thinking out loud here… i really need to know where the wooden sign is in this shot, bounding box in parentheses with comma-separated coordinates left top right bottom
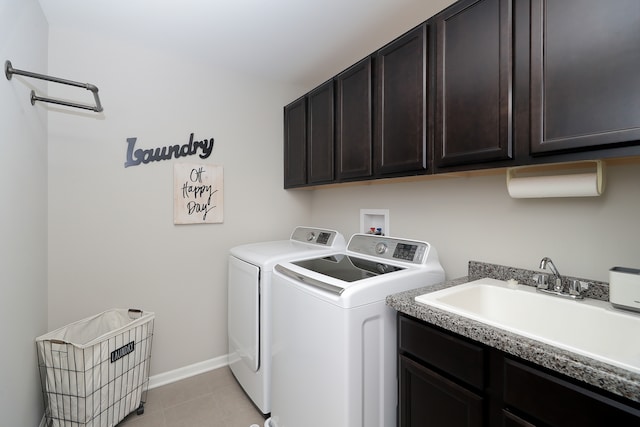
(174, 163, 223, 224)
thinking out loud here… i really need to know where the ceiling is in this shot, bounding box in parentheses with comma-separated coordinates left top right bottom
(38, 0, 454, 89)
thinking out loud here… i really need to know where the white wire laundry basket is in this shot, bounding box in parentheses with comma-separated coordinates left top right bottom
(36, 309, 155, 427)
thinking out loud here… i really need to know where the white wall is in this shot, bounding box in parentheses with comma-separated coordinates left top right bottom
(46, 28, 312, 376)
(0, 0, 48, 425)
(42, 0, 640, 396)
(310, 163, 640, 283)
(43, 0, 457, 387)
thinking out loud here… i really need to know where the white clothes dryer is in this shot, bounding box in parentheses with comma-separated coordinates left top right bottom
(227, 226, 346, 415)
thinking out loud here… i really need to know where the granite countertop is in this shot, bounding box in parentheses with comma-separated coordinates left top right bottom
(386, 261, 640, 404)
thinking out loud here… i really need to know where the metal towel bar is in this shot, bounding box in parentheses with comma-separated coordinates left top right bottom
(5, 60, 103, 113)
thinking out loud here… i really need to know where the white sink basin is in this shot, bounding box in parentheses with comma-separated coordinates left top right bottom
(415, 278, 640, 374)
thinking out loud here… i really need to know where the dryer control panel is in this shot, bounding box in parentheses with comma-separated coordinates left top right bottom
(290, 227, 345, 247)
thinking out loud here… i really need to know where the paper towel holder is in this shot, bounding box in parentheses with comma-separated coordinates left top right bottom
(506, 160, 605, 198)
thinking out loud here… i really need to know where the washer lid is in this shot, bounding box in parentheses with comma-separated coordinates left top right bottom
(291, 254, 404, 283)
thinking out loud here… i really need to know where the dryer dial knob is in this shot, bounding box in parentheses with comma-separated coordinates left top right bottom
(375, 242, 388, 254)
(306, 232, 316, 242)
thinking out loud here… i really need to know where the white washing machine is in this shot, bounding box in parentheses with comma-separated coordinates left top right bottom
(227, 226, 346, 415)
(268, 234, 445, 427)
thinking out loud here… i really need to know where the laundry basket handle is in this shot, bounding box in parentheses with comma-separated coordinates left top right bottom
(128, 309, 143, 319)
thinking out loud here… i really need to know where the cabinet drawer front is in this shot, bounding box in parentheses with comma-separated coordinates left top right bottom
(400, 355, 483, 427)
(399, 315, 485, 389)
(503, 357, 640, 426)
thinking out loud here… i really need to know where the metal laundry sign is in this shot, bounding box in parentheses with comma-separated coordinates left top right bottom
(124, 133, 214, 167)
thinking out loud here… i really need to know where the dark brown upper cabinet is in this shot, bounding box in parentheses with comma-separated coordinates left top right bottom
(336, 57, 373, 181)
(283, 96, 307, 188)
(526, 0, 640, 155)
(283, 81, 334, 188)
(307, 80, 335, 184)
(374, 24, 430, 176)
(284, 0, 640, 189)
(434, 0, 514, 171)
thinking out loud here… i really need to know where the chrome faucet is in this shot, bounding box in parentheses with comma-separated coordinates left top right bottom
(539, 257, 563, 291)
(533, 257, 589, 300)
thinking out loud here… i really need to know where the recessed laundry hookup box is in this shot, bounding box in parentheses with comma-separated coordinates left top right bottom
(610, 267, 640, 313)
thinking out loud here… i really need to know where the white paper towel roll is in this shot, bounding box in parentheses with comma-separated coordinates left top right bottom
(507, 172, 602, 198)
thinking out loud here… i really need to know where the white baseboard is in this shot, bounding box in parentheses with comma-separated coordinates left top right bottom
(148, 354, 229, 389)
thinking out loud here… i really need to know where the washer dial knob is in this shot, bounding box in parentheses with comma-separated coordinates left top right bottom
(375, 242, 388, 255)
(306, 232, 316, 242)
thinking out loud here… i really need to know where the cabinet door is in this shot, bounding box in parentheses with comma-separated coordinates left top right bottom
(399, 355, 483, 427)
(283, 97, 307, 188)
(434, 0, 514, 169)
(307, 80, 335, 184)
(529, 0, 640, 154)
(502, 410, 537, 427)
(336, 57, 373, 180)
(399, 314, 485, 390)
(375, 24, 429, 176)
(503, 357, 640, 426)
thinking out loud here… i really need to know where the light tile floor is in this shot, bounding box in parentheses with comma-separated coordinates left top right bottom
(118, 367, 266, 427)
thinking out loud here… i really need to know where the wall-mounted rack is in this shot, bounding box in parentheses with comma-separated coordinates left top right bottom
(5, 60, 103, 113)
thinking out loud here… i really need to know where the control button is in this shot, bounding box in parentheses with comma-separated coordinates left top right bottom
(306, 232, 316, 242)
(375, 242, 388, 255)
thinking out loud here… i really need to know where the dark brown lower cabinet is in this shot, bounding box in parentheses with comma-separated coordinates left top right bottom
(502, 358, 640, 426)
(399, 355, 483, 427)
(502, 410, 536, 427)
(398, 313, 640, 427)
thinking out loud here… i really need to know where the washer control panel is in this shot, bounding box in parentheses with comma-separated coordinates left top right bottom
(347, 234, 430, 265)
